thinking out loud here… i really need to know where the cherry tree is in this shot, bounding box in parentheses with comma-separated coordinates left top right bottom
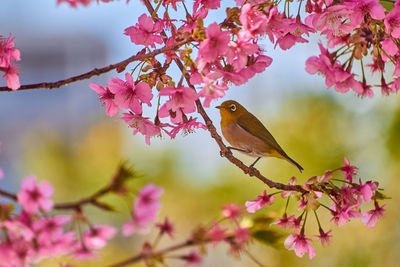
(0, 0, 395, 266)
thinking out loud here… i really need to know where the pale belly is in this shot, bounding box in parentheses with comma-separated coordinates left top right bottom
(221, 122, 274, 158)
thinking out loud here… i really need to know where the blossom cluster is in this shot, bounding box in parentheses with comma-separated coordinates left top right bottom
(0, 170, 166, 266)
(0, 34, 20, 90)
(243, 158, 386, 259)
(305, 0, 400, 96)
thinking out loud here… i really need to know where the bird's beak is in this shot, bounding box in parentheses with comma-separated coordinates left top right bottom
(215, 105, 222, 109)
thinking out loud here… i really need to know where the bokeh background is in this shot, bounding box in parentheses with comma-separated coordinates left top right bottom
(1, 1, 399, 266)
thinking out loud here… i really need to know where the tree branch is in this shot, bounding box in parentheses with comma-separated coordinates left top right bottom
(142, 0, 307, 193)
(108, 239, 203, 267)
(0, 164, 132, 211)
(0, 38, 192, 92)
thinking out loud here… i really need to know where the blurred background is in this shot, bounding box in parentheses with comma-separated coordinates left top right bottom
(0, 1, 399, 266)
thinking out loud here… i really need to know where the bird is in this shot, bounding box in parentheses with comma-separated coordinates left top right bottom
(216, 100, 303, 172)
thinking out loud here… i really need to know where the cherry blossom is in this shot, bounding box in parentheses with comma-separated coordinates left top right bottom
(245, 190, 275, 213)
(284, 232, 316, 259)
(124, 14, 163, 48)
(108, 73, 153, 114)
(118, 113, 161, 145)
(17, 176, 54, 214)
(90, 83, 119, 117)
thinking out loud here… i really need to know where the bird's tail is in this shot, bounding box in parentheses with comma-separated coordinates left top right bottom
(284, 155, 304, 173)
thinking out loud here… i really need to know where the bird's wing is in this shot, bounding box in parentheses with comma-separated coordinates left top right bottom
(236, 114, 286, 155)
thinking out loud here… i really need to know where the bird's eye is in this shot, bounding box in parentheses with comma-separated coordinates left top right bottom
(230, 104, 236, 112)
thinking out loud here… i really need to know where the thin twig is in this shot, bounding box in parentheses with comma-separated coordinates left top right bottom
(0, 38, 192, 92)
(108, 239, 203, 267)
(0, 164, 129, 211)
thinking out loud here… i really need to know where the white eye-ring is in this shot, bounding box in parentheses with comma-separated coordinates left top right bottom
(230, 104, 236, 112)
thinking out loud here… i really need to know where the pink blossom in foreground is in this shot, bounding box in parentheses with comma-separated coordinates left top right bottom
(123, 184, 163, 236)
(158, 86, 198, 123)
(284, 232, 316, 259)
(197, 23, 230, 64)
(330, 203, 361, 227)
(124, 14, 163, 48)
(17, 176, 54, 214)
(108, 73, 153, 114)
(83, 225, 116, 249)
(314, 229, 332, 247)
(90, 83, 119, 117)
(245, 190, 275, 213)
(361, 202, 386, 228)
(118, 113, 161, 145)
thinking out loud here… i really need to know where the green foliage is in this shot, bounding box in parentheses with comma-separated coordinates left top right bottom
(380, 0, 395, 12)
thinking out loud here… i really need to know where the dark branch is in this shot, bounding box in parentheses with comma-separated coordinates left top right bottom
(0, 38, 192, 92)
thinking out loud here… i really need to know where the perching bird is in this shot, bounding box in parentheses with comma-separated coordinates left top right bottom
(216, 100, 303, 172)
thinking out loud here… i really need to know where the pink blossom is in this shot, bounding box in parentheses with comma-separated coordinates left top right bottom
(163, 0, 184, 11)
(330, 203, 361, 227)
(341, 158, 358, 182)
(207, 223, 227, 246)
(233, 227, 251, 244)
(314, 229, 332, 247)
(226, 31, 259, 71)
(381, 38, 398, 56)
(155, 217, 174, 238)
(361, 202, 386, 228)
(284, 232, 316, 259)
(17, 176, 54, 214)
(0, 34, 20, 68)
(123, 184, 163, 236)
(275, 21, 314, 50)
(108, 73, 153, 114)
(245, 190, 275, 213)
(33, 215, 71, 242)
(198, 72, 228, 107)
(182, 250, 202, 265)
(359, 180, 378, 202)
(384, 7, 400, 38)
(168, 118, 207, 139)
(118, 113, 161, 145)
(271, 214, 298, 229)
(83, 225, 116, 249)
(239, 4, 268, 37)
(193, 0, 221, 11)
(197, 23, 230, 63)
(2, 65, 20, 90)
(222, 203, 242, 220)
(281, 177, 297, 198)
(158, 86, 198, 123)
(90, 83, 119, 117)
(57, 0, 92, 8)
(124, 14, 163, 48)
(343, 0, 386, 28)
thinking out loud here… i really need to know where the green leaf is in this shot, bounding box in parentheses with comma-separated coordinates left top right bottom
(252, 230, 282, 246)
(380, 0, 395, 12)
